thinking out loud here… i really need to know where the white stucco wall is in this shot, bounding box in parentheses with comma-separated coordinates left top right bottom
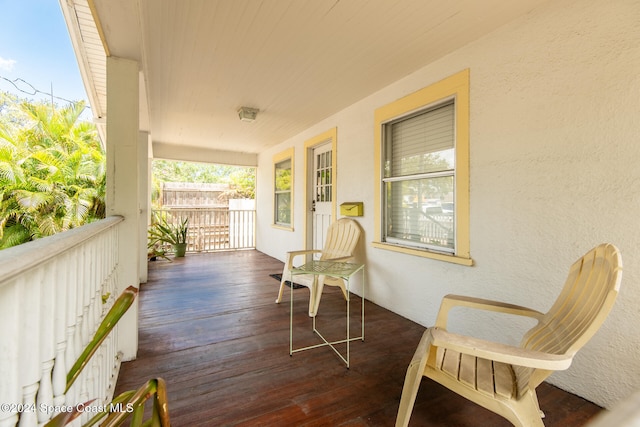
(256, 0, 640, 408)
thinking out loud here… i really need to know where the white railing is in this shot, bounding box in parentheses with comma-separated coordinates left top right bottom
(421, 213, 454, 247)
(152, 208, 256, 253)
(0, 216, 124, 427)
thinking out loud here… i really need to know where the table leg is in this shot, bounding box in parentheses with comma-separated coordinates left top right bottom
(289, 275, 293, 356)
(362, 267, 365, 341)
(347, 278, 350, 368)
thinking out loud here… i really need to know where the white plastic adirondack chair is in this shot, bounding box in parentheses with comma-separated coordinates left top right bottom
(396, 243, 623, 427)
(275, 218, 361, 317)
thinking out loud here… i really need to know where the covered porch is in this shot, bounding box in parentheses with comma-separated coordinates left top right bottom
(114, 250, 602, 426)
(2, 0, 634, 425)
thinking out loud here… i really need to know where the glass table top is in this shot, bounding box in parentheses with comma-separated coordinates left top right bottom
(291, 260, 364, 278)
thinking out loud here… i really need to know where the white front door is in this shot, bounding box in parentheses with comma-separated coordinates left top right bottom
(312, 143, 333, 258)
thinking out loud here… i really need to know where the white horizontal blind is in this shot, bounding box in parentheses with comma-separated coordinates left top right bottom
(390, 101, 454, 177)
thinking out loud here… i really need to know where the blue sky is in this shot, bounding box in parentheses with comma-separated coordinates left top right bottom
(0, 0, 88, 104)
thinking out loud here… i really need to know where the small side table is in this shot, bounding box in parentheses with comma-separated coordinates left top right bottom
(289, 260, 365, 367)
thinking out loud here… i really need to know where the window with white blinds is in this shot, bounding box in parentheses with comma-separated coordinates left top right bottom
(382, 100, 455, 253)
(374, 69, 470, 264)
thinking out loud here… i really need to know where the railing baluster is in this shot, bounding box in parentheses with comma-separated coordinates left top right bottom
(72, 250, 84, 395)
(53, 252, 68, 406)
(65, 249, 78, 377)
(18, 274, 40, 427)
(36, 263, 55, 423)
(36, 360, 54, 423)
(80, 247, 91, 349)
(0, 280, 20, 427)
(87, 243, 97, 336)
(16, 384, 37, 427)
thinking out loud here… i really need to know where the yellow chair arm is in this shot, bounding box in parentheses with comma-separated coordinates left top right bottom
(324, 255, 353, 262)
(430, 327, 573, 370)
(285, 249, 323, 269)
(287, 249, 322, 256)
(435, 294, 544, 328)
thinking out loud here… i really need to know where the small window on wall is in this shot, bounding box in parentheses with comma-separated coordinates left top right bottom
(273, 148, 294, 229)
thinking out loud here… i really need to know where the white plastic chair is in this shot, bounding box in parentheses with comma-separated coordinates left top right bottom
(275, 218, 361, 317)
(396, 243, 623, 427)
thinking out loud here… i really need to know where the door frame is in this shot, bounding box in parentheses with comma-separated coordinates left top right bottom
(304, 127, 337, 251)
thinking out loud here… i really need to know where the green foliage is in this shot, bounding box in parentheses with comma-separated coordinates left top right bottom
(153, 159, 234, 183)
(0, 92, 105, 248)
(151, 159, 255, 206)
(227, 166, 255, 199)
(274, 159, 291, 191)
(148, 212, 189, 246)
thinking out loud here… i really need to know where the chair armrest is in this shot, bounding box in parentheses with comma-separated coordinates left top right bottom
(324, 255, 353, 262)
(435, 294, 544, 328)
(285, 249, 322, 270)
(287, 249, 322, 257)
(430, 327, 573, 370)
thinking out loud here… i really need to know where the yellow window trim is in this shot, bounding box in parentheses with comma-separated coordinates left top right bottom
(273, 147, 294, 231)
(373, 69, 473, 266)
(303, 128, 338, 248)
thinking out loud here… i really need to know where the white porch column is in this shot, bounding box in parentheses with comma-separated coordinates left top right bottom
(139, 131, 150, 284)
(106, 56, 139, 360)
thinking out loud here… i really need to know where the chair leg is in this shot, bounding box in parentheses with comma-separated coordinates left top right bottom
(276, 256, 294, 304)
(505, 390, 546, 427)
(337, 280, 348, 300)
(275, 277, 287, 303)
(309, 275, 321, 317)
(395, 329, 433, 427)
(531, 389, 545, 419)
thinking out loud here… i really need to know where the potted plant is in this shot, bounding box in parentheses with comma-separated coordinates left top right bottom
(148, 214, 189, 257)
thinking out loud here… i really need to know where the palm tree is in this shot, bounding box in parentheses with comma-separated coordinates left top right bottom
(0, 93, 105, 248)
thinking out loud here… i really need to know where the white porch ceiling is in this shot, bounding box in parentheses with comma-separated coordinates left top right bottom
(62, 0, 551, 163)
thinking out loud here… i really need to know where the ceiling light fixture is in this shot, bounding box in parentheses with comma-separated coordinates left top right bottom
(238, 106, 259, 122)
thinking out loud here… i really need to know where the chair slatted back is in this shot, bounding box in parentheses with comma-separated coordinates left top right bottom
(521, 243, 622, 356)
(320, 218, 361, 261)
(513, 244, 622, 396)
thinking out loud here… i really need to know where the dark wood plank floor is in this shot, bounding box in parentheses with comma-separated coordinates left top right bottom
(114, 250, 602, 426)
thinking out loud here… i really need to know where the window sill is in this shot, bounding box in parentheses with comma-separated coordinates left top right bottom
(372, 241, 474, 266)
(272, 224, 294, 232)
